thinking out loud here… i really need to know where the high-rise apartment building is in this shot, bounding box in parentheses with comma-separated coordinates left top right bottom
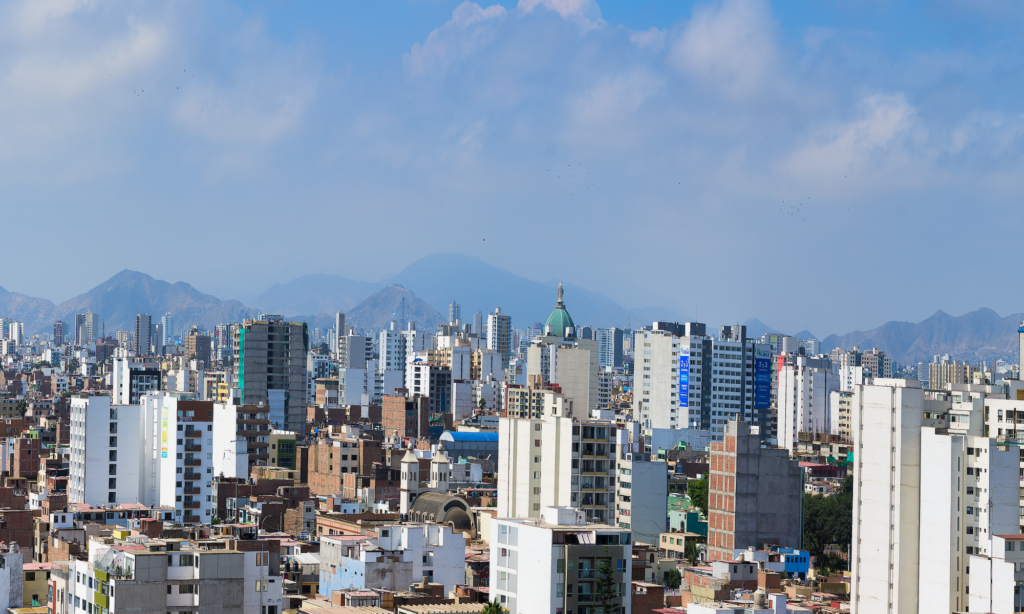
(380, 321, 429, 387)
(449, 301, 461, 324)
(161, 312, 176, 346)
(69, 393, 236, 524)
(498, 410, 618, 522)
(596, 327, 624, 368)
(75, 310, 99, 345)
(184, 327, 211, 367)
(134, 313, 151, 356)
(918, 426, 1018, 613)
(706, 421, 802, 561)
(489, 507, 633, 614)
(526, 335, 600, 416)
(473, 311, 483, 336)
(234, 317, 308, 432)
(929, 359, 972, 390)
(335, 311, 345, 356)
(633, 322, 771, 441)
(615, 451, 667, 545)
(53, 321, 64, 346)
(776, 355, 839, 452)
(851, 379, 923, 614)
(406, 360, 452, 417)
(488, 307, 512, 369)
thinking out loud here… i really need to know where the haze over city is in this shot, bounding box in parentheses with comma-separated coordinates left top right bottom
(5, 0, 1024, 336)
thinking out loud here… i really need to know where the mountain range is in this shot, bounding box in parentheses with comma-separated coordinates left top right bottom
(2, 255, 1022, 364)
(818, 308, 1024, 365)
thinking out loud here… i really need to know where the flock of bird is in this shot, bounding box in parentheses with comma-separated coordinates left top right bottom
(134, 69, 193, 96)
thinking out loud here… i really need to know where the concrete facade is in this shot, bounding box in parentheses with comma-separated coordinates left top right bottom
(706, 421, 802, 561)
(851, 379, 923, 614)
(777, 356, 839, 452)
(489, 507, 632, 614)
(498, 412, 617, 523)
(616, 452, 667, 545)
(918, 427, 1019, 613)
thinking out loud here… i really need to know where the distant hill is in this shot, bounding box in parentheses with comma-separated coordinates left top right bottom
(251, 274, 382, 316)
(0, 286, 57, 332)
(743, 318, 784, 340)
(388, 252, 687, 329)
(345, 284, 444, 334)
(51, 270, 257, 334)
(820, 308, 1024, 364)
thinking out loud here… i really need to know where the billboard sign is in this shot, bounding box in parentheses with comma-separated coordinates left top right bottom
(754, 346, 771, 409)
(678, 351, 690, 407)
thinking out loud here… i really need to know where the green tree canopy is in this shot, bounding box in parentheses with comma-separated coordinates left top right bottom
(803, 474, 853, 562)
(664, 567, 681, 589)
(687, 475, 709, 517)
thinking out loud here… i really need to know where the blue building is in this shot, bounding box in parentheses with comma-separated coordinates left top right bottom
(438, 431, 499, 462)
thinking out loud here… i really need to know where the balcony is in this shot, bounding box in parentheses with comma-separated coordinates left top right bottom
(184, 444, 202, 452)
(184, 459, 201, 466)
(183, 431, 201, 439)
(183, 501, 201, 509)
(578, 569, 595, 579)
(183, 487, 201, 495)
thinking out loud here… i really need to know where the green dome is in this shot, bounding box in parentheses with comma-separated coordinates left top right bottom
(545, 282, 576, 338)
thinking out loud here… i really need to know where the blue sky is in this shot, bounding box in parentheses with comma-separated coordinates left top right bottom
(4, 0, 1024, 336)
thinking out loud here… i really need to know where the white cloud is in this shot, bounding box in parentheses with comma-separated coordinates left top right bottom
(12, 0, 94, 37)
(785, 94, 919, 179)
(518, 0, 604, 30)
(629, 26, 666, 50)
(669, 0, 779, 100)
(566, 69, 664, 148)
(5, 23, 166, 99)
(404, 2, 507, 76)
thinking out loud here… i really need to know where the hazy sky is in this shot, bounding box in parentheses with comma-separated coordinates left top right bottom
(4, 0, 1024, 337)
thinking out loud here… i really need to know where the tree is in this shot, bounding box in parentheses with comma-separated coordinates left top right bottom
(687, 475, 709, 517)
(67, 358, 80, 374)
(664, 567, 681, 589)
(478, 397, 487, 410)
(684, 539, 702, 566)
(802, 473, 853, 561)
(481, 599, 504, 614)
(595, 556, 618, 614)
(819, 551, 846, 575)
(15, 400, 27, 416)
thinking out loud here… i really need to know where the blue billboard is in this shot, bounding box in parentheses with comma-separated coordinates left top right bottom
(678, 352, 689, 407)
(754, 346, 771, 409)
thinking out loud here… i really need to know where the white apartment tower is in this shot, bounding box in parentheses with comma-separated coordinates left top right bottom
(633, 323, 770, 441)
(918, 427, 1019, 613)
(488, 308, 512, 369)
(498, 411, 618, 523)
(776, 355, 839, 452)
(851, 379, 923, 614)
(489, 507, 633, 614)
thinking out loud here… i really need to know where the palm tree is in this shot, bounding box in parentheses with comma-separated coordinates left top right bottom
(481, 599, 504, 614)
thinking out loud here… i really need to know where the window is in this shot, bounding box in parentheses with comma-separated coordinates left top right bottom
(255, 580, 268, 592)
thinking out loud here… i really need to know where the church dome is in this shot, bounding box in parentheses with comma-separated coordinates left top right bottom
(545, 282, 575, 338)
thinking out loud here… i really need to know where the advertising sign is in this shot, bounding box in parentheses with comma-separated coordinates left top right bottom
(754, 346, 771, 409)
(678, 352, 690, 407)
(161, 404, 169, 458)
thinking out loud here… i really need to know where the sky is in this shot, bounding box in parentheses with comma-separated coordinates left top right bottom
(3, 0, 1024, 337)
